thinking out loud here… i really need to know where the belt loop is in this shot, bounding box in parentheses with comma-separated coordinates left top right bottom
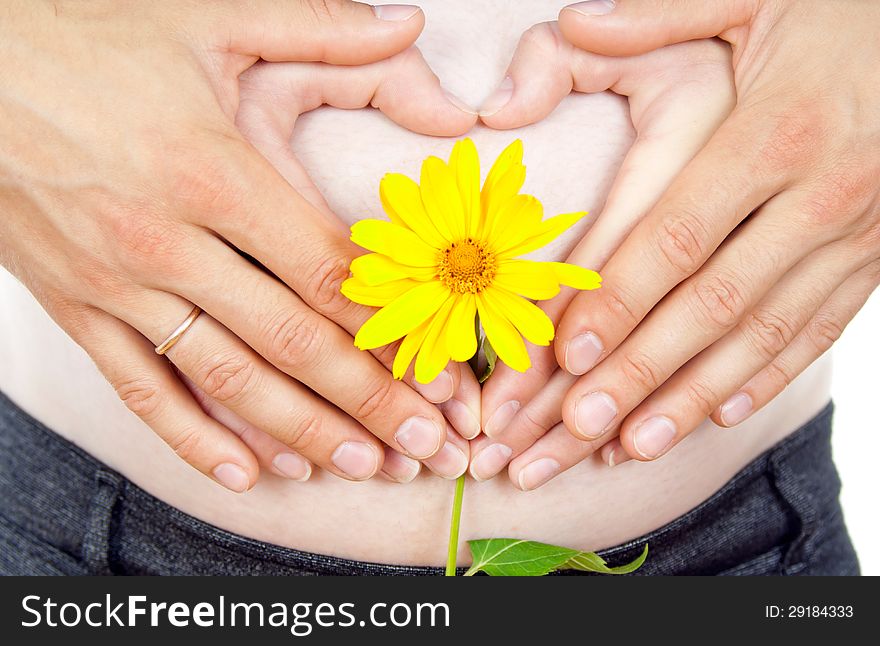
(768, 404, 836, 575)
(83, 469, 123, 575)
(769, 446, 818, 575)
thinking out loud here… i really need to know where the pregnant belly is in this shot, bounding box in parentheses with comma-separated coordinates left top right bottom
(0, 0, 833, 565)
(0, 278, 833, 564)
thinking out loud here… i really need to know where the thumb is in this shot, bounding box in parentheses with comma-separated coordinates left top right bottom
(558, 0, 756, 56)
(216, 1, 425, 65)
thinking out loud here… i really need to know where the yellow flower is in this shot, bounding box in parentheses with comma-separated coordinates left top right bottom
(342, 139, 601, 384)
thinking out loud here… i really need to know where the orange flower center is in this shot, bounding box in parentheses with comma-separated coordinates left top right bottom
(438, 239, 497, 294)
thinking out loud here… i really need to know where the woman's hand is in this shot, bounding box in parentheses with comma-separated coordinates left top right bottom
(469, 22, 736, 486)
(490, 0, 880, 482)
(0, 0, 477, 491)
(226, 51, 485, 482)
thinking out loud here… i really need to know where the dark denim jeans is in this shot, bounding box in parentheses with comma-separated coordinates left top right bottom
(0, 390, 859, 575)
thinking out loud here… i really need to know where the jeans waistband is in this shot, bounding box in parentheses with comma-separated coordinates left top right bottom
(0, 390, 843, 575)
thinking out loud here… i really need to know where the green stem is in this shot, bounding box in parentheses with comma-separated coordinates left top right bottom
(445, 474, 466, 576)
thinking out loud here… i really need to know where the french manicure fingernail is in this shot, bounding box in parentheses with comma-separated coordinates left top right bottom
(272, 453, 312, 481)
(381, 451, 421, 483)
(720, 392, 753, 427)
(573, 391, 618, 439)
(395, 416, 443, 458)
(423, 441, 468, 479)
(566, 0, 616, 16)
(479, 77, 514, 117)
(213, 463, 249, 493)
(485, 400, 520, 437)
(442, 88, 477, 116)
(442, 398, 481, 439)
(518, 458, 561, 491)
(632, 416, 677, 459)
(470, 443, 513, 481)
(372, 4, 420, 21)
(331, 442, 379, 480)
(413, 370, 454, 403)
(565, 331, 604, 375)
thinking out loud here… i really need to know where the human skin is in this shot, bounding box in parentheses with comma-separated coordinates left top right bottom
(477, 0, 880, 488)
(0, 0, 831, 564)
(0, 0, 483, 493)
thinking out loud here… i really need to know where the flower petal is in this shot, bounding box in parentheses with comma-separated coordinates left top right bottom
(482, 288, 554, 346)
(350, 253, 436, 285)
(414, 296, 456, 384)
(482, 139, 524, 197)
(379, 173, 447, 249)
(354, 281, 450, 350)
(485, 194, 544, 252)
(351, 219, 440, 267)
(497, 211, 588, 258)
(420, 156, 465, 242)
(494, 260, 562, 300)
(480, 140, 525, 239)
(448, 138, 481, 239)
(549, 262, 602, 291)
(477, 293, 531, 373)
(341, 276, 422, 307)
(445, 294, 478, 362)
(393, 316, 433, 380)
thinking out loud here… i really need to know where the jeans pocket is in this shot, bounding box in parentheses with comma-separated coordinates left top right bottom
(0, 515, 86, 575)
(717, 546, 786, 576)
(791, 505, 860, 576)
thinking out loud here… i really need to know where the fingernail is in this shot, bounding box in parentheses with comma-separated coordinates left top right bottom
(484, 400, 520, 437)
(566, 0, 616, 16)
(272, 453, 312, 482)
(413, 370, 454, 403)
(212, 463, 249, 493)
(720, 392, 753, 427)
(381, 451, 421, 483)
(573, 391, 618, 439)
(606, 448, 617, 467)
(442, 398, 481, 440)
(470, 443, 513, 482)
(442, 88, 477, 116)
(479, 76, 514, 117)
(632, 416, 677, 459)
(331, 442, 379, 480)
(565, 331, 604, 375)
(395, 416, 443, 458)
(517, 458, 561, 491)
(423, 441, 468, 479)
(372, 4, 420, 21)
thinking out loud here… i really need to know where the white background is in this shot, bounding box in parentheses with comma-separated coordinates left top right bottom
(831, 290, 879, 575)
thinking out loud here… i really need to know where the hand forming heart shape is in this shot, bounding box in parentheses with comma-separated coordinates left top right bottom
(224, 19, 736, 487)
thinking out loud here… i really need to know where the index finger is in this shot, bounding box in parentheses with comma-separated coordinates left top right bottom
(215, 0, 425, 66)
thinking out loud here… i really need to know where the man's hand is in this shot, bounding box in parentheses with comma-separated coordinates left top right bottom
(0, 0, 477, 491)
(539, 0, 879, 472)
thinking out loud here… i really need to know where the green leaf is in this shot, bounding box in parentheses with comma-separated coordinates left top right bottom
(561, 544, 649, 575)
(479, 336, 498, 384)
(464, 539, 578, 576)
(464, 539, 649, 576)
